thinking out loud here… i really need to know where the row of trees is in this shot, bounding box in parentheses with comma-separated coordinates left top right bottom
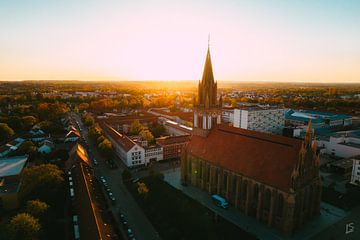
(129, 120, 154, 143)
(0, 116, 38, 142)
(87, 120, 113, 158)
(129, 120, 166, 143)
(3, 164, 64, 240)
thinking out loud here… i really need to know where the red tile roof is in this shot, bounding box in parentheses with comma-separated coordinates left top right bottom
(76, 144, 90, 165)
(100, 123, 135, 152)
(186, 124, 302, 192)
(156, 135, 190, 146)
(65, 130, 81, 138)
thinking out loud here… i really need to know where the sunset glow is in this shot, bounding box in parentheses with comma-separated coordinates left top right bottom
(1, 0, 360, 82)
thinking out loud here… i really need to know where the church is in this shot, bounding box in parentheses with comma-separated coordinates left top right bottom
(181, 45, 322, 235)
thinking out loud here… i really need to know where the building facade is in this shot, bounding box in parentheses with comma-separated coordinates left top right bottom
(221, 107, 234, 124)
(100, 123, 146, 167)
(350, 156, 360, 186)
(286, 109, 352, 128)
(317, 130, 360, 158)
(233, 107, 286, 134)
(156, 135, 190, 160)
(181, 45, 321, 235)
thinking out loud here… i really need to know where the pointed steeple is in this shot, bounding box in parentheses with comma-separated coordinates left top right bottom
(312, 135, 318, 153)
(201, 47, 215, 86)
(198, 44, 217, 108)
(305, 120, 313, 145)
(193, 39, 221, 137)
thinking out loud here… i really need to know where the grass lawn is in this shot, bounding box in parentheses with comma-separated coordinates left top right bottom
(127, 176, 256, 240)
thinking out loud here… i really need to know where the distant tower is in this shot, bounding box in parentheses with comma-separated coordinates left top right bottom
(193, 43, 221, 137)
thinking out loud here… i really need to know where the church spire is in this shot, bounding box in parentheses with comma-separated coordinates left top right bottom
(193, 39, 221, 137)
(201, 46, 215, 86)
(197, 41, 217, 108)
(305, 120, 313, 146)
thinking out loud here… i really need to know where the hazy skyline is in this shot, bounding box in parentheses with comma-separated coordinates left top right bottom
(1, 0, 360, 82)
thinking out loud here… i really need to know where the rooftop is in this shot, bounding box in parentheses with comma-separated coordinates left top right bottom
(286, 109, 352, 124)
(330, 158, 354, 169)
(236, 105, 286, 112)
(186, 124, 302, 192)
(0, 155, 28, 178)
(100, 123, 137, 152)
(156, 135, 191, 145)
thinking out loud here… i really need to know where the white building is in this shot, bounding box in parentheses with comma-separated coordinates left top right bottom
(233, 106, 286, 134)
(317, 130, 360, 158)
(221, 107, 234, 124)
(144, 146, 163, 163)
(103, 124, 146, 167)
(350, 156, 360, 186)
(131, 136, 164, 163)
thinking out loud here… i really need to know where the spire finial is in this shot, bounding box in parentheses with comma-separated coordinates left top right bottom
(208, 33, 210, 49)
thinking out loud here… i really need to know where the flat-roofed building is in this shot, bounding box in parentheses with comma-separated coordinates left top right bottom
(317, 130, 360, 158)
(233, 106, 286, 134)
(286, 110, 352, 128)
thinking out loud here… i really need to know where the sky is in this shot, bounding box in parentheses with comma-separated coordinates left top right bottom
(0, 0, 360, 82)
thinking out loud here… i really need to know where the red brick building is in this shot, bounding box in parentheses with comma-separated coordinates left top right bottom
(181, 45, 321, 235)
(156, 135, 190, 160)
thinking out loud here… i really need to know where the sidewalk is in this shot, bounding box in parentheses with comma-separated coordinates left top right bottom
(163, 168, 348, 240)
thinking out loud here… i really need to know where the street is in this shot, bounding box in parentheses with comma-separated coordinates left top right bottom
(72, 112, 161, 240)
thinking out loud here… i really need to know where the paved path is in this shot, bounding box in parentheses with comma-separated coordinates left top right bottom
(313, 205, 360, 240)
(163, 168, 348, 240)
(73, 112, 161, 240)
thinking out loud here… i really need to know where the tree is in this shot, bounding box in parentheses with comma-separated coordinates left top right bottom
(0, 123, 15, 141)
(148, 123, 166, 138)
(231, 99, 237, 108)
(37, 103, 69, 121)
(140, 129, 154, 143)
(49, 149, 69, 161)
(129, 120, 144, 135)
(17, 141, 37, 155)
(37, 120, 64, 134)
(78, 103, 89, 112)
(98, 138, 112, 157)
(21, 164, 64, 203)
(97, 135, 106, 144)
(8, 116, 24, 132)
(22, 116, 38, 130)
(7, 213, 41, 240)
(137, 182, 149, 199)
(82, 114, 94, 127)
(25, 200, 49, 218)
(88, 124, 102, 140)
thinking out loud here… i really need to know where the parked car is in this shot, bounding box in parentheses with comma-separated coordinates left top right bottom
(100, 176, 106, 181)
(127, 228, 134, 238)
